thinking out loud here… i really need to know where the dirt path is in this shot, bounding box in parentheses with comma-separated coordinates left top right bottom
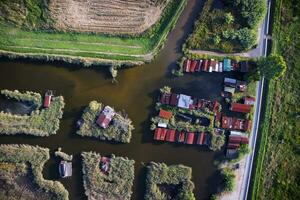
(17, 38, 143, 49)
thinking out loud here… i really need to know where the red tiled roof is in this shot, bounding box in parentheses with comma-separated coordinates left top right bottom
(231, 103, 252, 113)
(221, 116, 231, 129)
(159, 109, 172, 119)
(170, 93, 179, 106)
(203, 60, 209, 71)
(213, 100, 220, 112)
(197, 132, 205, 145)
(190, 60, 198, 72)
(228, 143, 240, 149)
(154, 128, 162, 140)
(166, 129, 176, 142)
(185, 132, 195, 145)
(44, 95, 51, 108)
(96, 114, 111, 129)
(244, 97, 256, 105)
(160, 93, 171, 104)
(160, 128, 167, 140)
(177, 132, 185, 143)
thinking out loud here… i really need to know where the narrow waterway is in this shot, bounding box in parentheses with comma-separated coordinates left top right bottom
(0, 1, 224, 199)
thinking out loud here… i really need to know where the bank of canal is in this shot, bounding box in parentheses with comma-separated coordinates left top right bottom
(0, 1, 223, 199)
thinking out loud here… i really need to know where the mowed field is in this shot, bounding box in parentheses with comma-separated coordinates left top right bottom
(0, 0, 187, 64)
(49, 0, 168, 35)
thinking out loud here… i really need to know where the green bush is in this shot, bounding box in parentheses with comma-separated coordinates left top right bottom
(81, 151, 135, 200)
(144, 162, 195, 200)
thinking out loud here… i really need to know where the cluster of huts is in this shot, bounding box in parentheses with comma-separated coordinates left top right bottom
(160, 91, 220, 112)
(154, 128, 211, 146)
(226, 131, 249, 158)
(223, 77, 248, 94)
(153, 90, 222, 147)
(183, 58, 249, 73)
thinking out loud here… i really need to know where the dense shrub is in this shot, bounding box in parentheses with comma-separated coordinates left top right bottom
(0, 90, 65, 136)
(232, 0, 266, 28)
(81, 151, 135, 200)
(144, 162, 195, 200)
(220, 168, 235, 192)
(76, 101, 134, 143)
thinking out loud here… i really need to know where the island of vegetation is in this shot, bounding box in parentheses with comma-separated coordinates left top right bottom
(0, 0, 187, 66)
(77, 101, 134, 143)
(185, 0, 266, 53)
(81, 151, 135, 200)
(0, 144, 69, 200)
(144, 162, 195, 200)
(0, 89, 64, 136)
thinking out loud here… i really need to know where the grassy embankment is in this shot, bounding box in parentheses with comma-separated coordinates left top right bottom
(76, 101, 134, 143)
(250, 0, 300, 199)
(145, 162, 195, 200)
(0, 144, 68, 200)
(0, 89, 64, 136)
(0, 0, 187, 66)
(81, 151, 134, 200)
(185, 0, 266, 53)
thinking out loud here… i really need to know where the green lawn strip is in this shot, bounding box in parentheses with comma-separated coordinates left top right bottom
(0, 144, 69, 200)
(250, 0, 300, 198)
(81, 151, 134, 200)
(0, 0, 187, 64)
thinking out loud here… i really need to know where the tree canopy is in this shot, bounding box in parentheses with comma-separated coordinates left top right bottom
(258, 54, 287, 80)
(233, 0, 267, 28)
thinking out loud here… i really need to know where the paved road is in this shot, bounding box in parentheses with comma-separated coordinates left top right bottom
(220, 1, 271, 200)
(240, 0, 271, 199)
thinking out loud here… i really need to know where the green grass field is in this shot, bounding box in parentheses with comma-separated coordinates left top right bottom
(250, 0, 300, 199)
(0, 0, 187, 65)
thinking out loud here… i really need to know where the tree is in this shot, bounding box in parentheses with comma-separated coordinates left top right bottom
(210, 133, 225, 151)
(224, 12, 234, 24)
(233, 0, 266, 28)
(213, 35, 221, 45)
(236, 28, 257, 50)
(221, 168, 235, 192)
(257, 54, 287, 80)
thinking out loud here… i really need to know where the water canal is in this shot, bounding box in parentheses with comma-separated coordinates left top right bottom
(0, 1, 225, 199)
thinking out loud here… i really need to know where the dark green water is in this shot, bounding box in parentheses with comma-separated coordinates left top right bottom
(0, 1, 225, 199)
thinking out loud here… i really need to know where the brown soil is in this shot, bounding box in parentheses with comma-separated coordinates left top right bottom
(49, 0, 169, 35)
